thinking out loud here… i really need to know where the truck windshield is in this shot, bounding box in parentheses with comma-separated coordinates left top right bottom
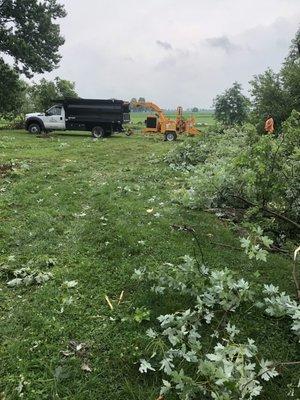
(47, 106, 62, 116)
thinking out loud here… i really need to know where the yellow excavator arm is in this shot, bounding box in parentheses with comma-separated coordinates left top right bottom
(132, 101, 172, 133)
(133, 101, 162, 114)
(133, 101, 168, 123)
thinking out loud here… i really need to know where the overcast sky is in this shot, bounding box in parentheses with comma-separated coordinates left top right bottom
(44, 0, 300, 108)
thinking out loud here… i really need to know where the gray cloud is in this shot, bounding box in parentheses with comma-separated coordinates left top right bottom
(123, 56, 135, 62)
(39, 0, 300, 108)
(206, 35, 240, 53)
(156, 40, 173, 50)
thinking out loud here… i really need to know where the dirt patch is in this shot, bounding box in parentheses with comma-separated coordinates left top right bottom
(0, 163, 14, 176)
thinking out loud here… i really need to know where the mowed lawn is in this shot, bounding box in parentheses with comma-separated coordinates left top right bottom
(130, 111, 215, 126)
(0, 130, 299, 400)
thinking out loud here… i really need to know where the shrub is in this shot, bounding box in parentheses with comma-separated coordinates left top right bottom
(133, 251, 299, 399)
(166, 113, 300, 234)
(0, 114, 25, 130)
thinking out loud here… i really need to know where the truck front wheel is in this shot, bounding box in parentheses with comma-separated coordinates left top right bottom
(92, 126, 105, 138)
(28, 123, 41, 135)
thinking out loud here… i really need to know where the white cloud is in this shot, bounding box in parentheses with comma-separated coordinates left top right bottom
(40, 0, 300, 108)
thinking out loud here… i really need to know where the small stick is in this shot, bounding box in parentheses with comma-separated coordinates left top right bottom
(105, 295, 114, 310)
(118, 291, 124, 305)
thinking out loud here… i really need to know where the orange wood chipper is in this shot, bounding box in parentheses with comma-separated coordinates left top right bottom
(133, 101, 200, 141)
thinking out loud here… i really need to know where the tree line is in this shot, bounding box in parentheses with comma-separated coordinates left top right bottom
(0, 76, 78, 117)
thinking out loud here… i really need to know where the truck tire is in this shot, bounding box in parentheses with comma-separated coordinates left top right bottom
(28, 123, 42, 135)
(165, 131, 177, 142)
(92, 126, 105, 138)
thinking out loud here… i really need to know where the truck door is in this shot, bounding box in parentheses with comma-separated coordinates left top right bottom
(45, 105, 66, 130)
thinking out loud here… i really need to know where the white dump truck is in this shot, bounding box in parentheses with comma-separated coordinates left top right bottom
(25, 98, 130, 138)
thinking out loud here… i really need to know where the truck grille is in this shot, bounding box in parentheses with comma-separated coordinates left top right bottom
(123, 113, 130, 123)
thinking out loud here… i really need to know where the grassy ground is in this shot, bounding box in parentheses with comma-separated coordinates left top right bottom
(0, 129, 299, 399)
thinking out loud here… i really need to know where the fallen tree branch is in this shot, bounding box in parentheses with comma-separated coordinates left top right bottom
(172, 225, 289, 258)
(231, 195, 300, 230)
(171, 224, 205, 264)
(269, 245, 289, 255)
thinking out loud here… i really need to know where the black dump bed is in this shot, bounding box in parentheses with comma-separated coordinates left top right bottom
(57, 98, 130, 125)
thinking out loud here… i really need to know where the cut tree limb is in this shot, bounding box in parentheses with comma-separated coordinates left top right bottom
(231, 195, 300, 230)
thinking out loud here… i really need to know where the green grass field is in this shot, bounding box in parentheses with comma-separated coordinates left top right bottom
(0, 130, 299, 399)
(130, 111, 215, 126)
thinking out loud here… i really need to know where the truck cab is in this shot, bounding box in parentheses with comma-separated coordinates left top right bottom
(44, 105, 66, 130)
(26, 104, 66, 134)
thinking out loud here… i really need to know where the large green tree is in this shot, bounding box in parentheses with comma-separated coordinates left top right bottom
(0, 59, 25, 115)
(0, 0, 66, 77)
(249, 69, 290, 132)
(214, 82, 250, 126)
(281, 28, 300, 112)
(30, 77, 78, 111)
(0, 0, 66, 115)
(249, 28, 300, 132)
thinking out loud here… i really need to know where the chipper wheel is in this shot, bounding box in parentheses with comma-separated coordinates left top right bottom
(164, 131, 177, 142)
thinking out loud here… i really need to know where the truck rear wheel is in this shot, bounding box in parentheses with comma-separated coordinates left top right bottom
(92, 126, 105, 138)
(165, 131, 177, 142)
(28, 123, 41, 135)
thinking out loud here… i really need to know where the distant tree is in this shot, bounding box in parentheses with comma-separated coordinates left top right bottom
(130, 97, 138, 111)
(30, 79, 57, 111)
(192, 107, 199, 112)
(214, 82, 250, 126)
(0, 0, 66, 78)
(30, 77, 78, 111)
(55, 78, 78, 99)
(137, 97, 146, 111)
